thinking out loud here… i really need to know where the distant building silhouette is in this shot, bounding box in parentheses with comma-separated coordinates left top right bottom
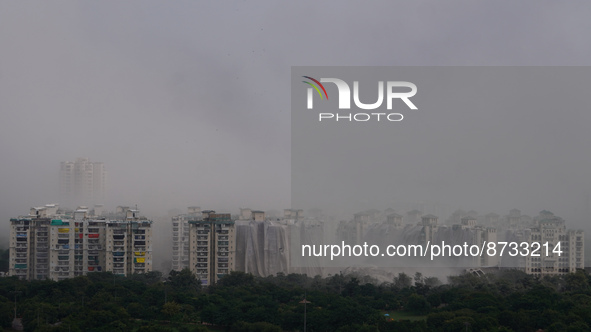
(59, 158, 105, 206)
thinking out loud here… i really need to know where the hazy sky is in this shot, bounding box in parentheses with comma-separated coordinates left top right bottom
(1, 1, 591, 244)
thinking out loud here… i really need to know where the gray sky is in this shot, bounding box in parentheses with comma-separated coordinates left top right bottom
(2, 1, 591, 246)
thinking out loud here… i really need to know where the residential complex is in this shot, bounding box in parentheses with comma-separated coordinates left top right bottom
(9, 204, 152, 280)
(336, 208, 582, 275)
(524, 211, 584, 276)
(8, 203, 586, 282)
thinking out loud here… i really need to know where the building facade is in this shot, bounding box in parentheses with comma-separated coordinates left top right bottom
(171, 207, 200, 271)
(9, 205, 152, 280)
(188, 211, 235, 285)
(525, 212, 584, 276)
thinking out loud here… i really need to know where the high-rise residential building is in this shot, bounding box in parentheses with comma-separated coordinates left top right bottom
(9, 204, 152, 280)
(171, 207, 200, 271)
(525, 211, 584, 276)
(59, 158, 106, 206)
(188, 211, 235, 286)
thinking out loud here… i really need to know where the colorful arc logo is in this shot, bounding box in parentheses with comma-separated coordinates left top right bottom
(302, 76, 328, 100)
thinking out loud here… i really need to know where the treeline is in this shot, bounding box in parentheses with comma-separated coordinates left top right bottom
(0, 268, 590, 331)
(0, 248, 8, 273)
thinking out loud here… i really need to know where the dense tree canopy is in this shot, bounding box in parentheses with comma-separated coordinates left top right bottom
(0, 268, 590, 331)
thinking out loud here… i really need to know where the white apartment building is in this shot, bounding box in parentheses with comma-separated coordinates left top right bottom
(188, 211, 235, 286)
(171, 207, 200, 271)
(9, 205, 152, 280)
(525, 212, 584, 276)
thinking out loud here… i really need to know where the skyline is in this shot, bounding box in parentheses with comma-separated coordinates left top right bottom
(3, 1, 591, 247)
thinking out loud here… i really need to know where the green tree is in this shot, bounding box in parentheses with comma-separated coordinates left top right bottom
(406, 293, 430, 314)
(393, 273, 412, 289)
(161, 301, 181, 318)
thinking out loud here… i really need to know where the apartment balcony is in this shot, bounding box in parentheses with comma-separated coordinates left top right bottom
(134, 241, 146, 246)
(113, 263, 125, 268)
(15, 259, 27, 264)
(113, 241, 125, 246)
(16, 243, 28, 248)
(58, 250, 69, 255)
(57, 261, 69, 266)
(88, 261, 99, 266)
(134, 235, 146, 240)
(57, 256, 69, 261)
(16, 253, 27, 258)
(16, 248, 27, 253)
(197, 263, 208, 268)
(57, 234, 69, 239)
(57, 239, 69, 244)
(113, 235, 125, 240)
(113, 252, 125, 257)
(113, 257, 124, 262)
